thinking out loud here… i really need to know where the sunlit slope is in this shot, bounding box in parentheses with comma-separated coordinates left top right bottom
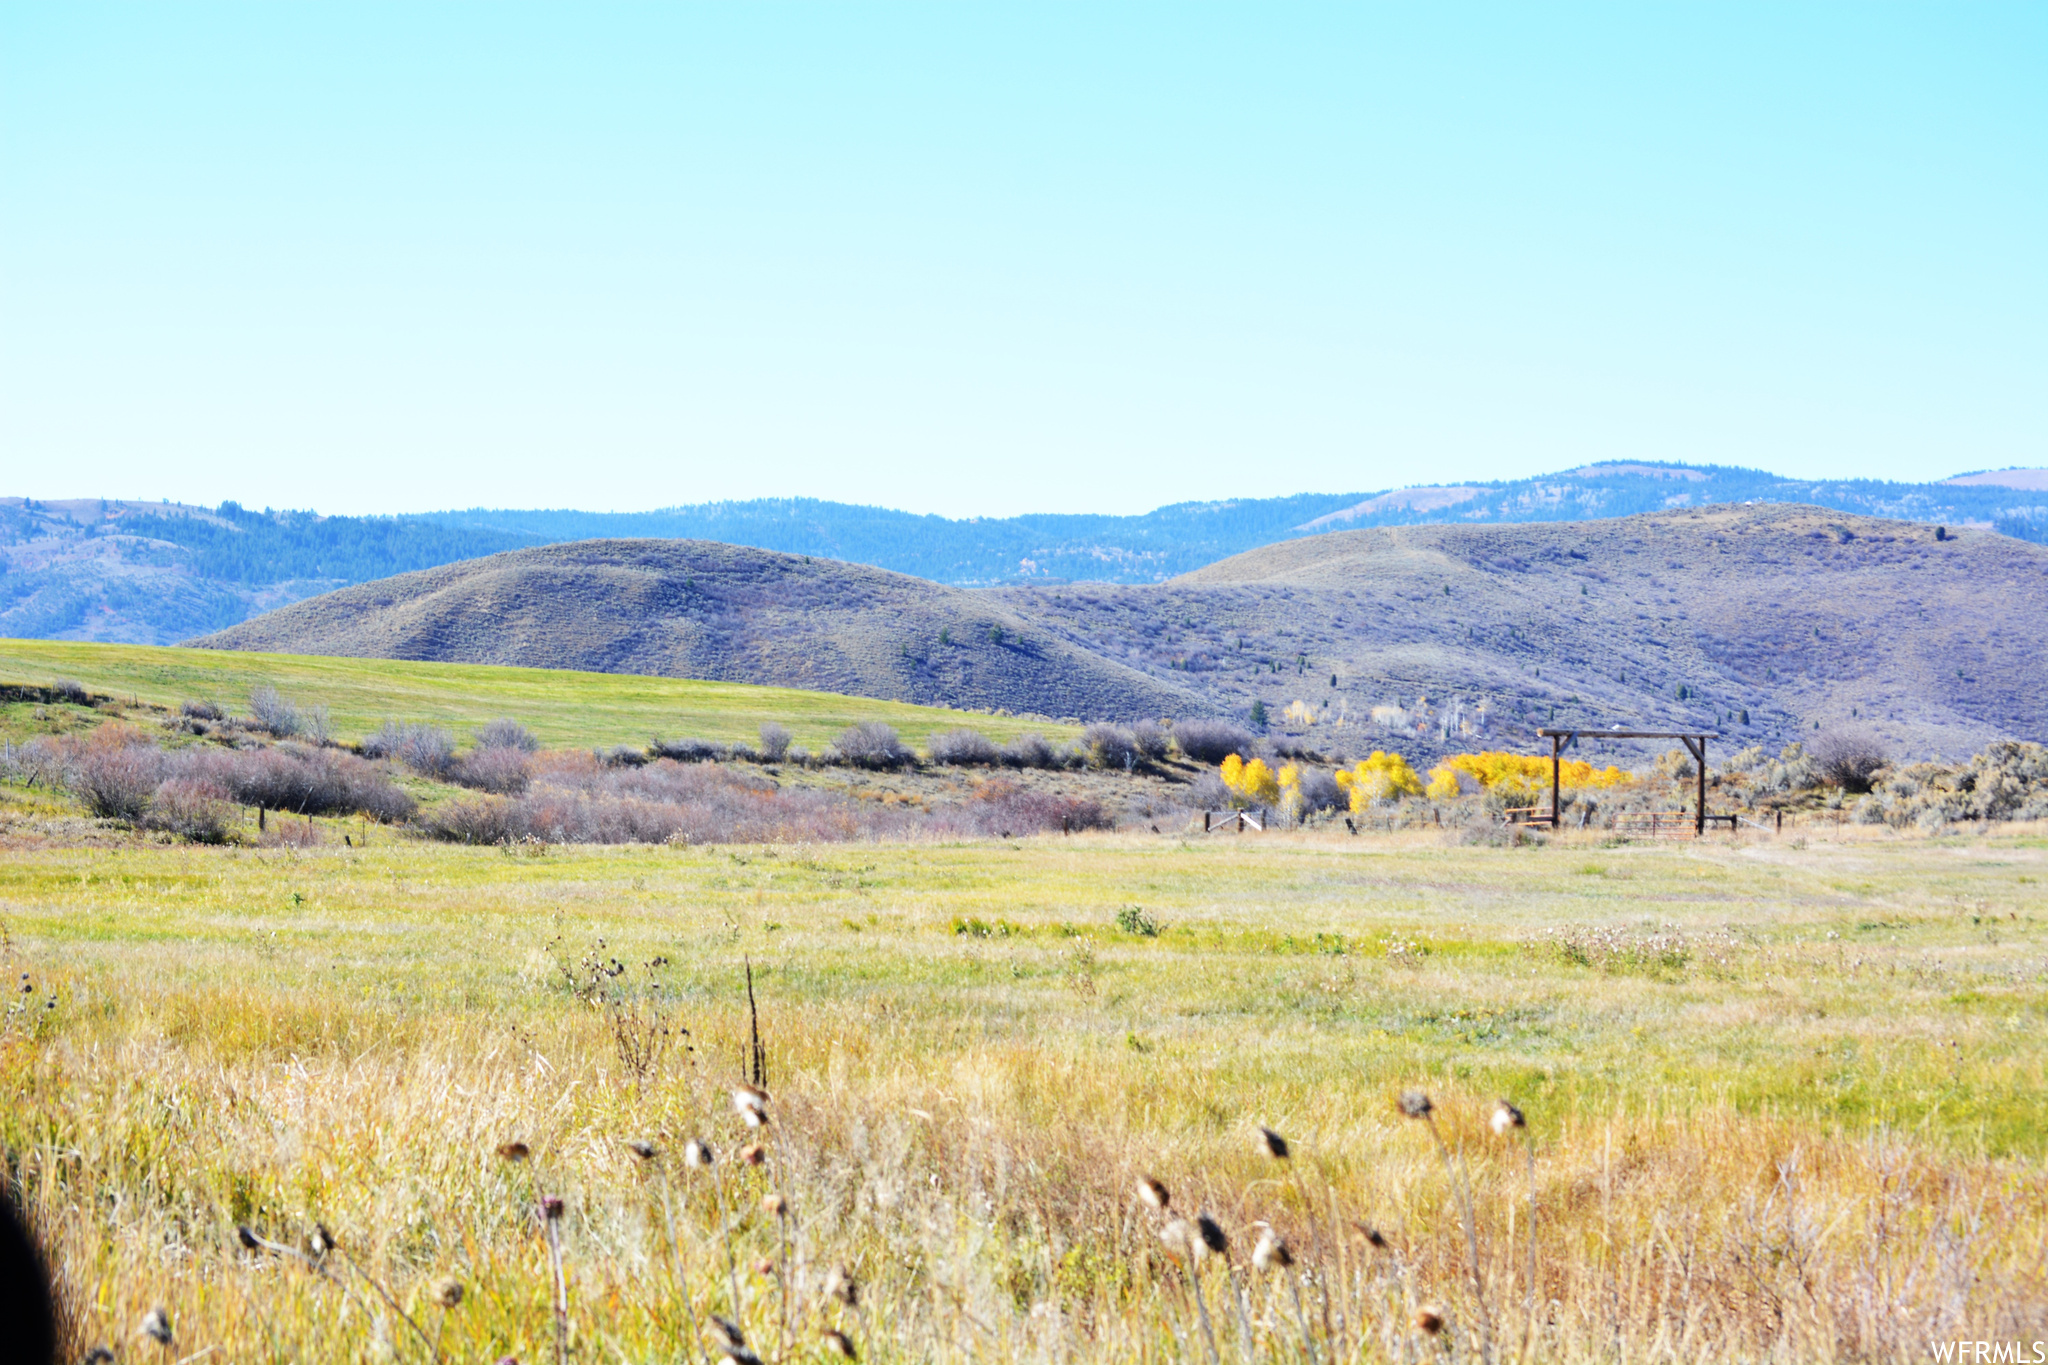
(0, 639, 1082, 750)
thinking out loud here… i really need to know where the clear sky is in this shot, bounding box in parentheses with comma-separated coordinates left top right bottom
(2, 5, 2042, 517)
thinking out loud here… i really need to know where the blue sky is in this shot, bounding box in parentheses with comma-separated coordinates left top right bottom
(2, 5, 2042, 517)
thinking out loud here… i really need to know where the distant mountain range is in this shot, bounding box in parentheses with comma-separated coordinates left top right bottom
(4, 461, 2045, 644)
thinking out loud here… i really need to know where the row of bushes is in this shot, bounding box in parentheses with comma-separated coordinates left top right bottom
(621, 717, 1260, 773)
(5, 728, 416, 843)
(425, 761, 1115, 846)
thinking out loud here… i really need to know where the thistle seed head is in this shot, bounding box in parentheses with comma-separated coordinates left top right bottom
(1251, 1228, 1293, 1272)
(752, 1256, 778, 1276)
(1399, 1090, 1434, 1119)
(820, 1327, 858, 1359)
(1490, 1100, 1527, 1135)
(236, 1224, 261, 1251)
(761, 1193, 788, 1217)
(824, 1264, 860, 1306)
(732, 1084, 769, 1117)
(1196, 1213, 1229, 1257)
(496, 1140, 532, 1162)
(1137, 1175, 1171, 1211)
(1351, 1222, 1389, 1250)
(138, 1307, 172, 1345)
(740, 1107, 769, 1129)
(541, 1195, 565, 1221)
(83, 1350, 115, 1364)
(707, 1315, 748, 1352)
(432, 1276, 465, 1309)
(738, 1143, 766, 1167)
(626, 1139, 660, 1163)
(1257, 1126, 1290, 1160)
(1412, 1307, 1444, 1336)
(684, 1139, 714, 1167)
(309, 1223, 337, 1258)
(1158, 1217, 1196, 1260)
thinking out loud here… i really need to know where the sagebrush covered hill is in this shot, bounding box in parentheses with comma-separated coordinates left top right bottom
(188, 540, 1201, 722)
(187, 505, 2048, 761)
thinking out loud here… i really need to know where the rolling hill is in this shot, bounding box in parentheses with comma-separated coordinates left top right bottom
(7, 462, 2045, 644)
(187, 539, 1201, 722)
(181, 504, 2048, 764)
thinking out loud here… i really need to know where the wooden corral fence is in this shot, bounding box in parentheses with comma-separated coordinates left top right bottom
(1614, 811, 1741, 838)
(1197, 810, 1264, 834)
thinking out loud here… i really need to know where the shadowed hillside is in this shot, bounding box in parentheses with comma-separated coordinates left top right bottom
(987, 504, 2048, 762)
(188, 540, 1202, 722)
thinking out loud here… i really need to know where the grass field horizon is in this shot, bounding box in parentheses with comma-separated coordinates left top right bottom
(0, 638, 1084, 752)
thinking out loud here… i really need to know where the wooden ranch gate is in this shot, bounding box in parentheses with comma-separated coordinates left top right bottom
(1534, 727, 1724, 837)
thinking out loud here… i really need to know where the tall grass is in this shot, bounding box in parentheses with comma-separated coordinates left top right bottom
(1, 830, 2043, 1361)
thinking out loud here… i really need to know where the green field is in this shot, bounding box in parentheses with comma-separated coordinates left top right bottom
(2, 825, 2042, 1361)
(0, 638, 1081, 751)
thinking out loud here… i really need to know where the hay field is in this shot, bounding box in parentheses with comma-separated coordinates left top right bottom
(3, 826, 2043, 1362)
(0, 639, 1081, 752)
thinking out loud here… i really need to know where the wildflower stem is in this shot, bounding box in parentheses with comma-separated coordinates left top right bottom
(1188, 1262, 1222, 1365)
(1424, 1113, 1491, 1364)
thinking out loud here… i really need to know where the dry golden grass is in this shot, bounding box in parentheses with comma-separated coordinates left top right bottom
(2, 824, 2044, 1362)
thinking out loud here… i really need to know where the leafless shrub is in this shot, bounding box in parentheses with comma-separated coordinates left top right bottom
(1290, 767, 1346, 816)
(999, 733, 1056, 769)
(249, 686, 304, 738)
(1084, 723, 1138, 770)
(757, 723, 792, 763)
(426, 795, 529, 844)
(937, 779, 1114, 835)
(53, 679, 89, 704)
(180, 700, 225, 721)
(1186, 772, 1230, 809)
(649, 737, 724, 763)
(142, 779, 236, 843)
(453, 746, 533, 795)
(599, 745, 649, 768)
(835, 722, 911, 769)
(475, 718, 539, 753)
(365, 721, 456, 777)
(72, 744, 165, 821)
(177, 745, 414, 821)
(928, 729, 999, 766)
(1810, 725, 1888, 793)
(1173, 719, 1254, 764)
(1131, 719, 1170, 761)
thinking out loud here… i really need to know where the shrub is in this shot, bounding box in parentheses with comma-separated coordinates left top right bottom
(835, 722, 911, 769)
(366, 721, 456, 777)
(178, 745, 415, 821)
(53, 679, 89, 704)
(475, 718, 539, 753)
(249, 686, 304, 738)
(1084, 723, 1138, 770)
(649, 737, 724, 763)
(1810, 726, 1888, 793)
(999, 733, 1056, 769)
(1173, 720, 1253, 764)
(453, 745, 534, 795)
(180, 699, 226, 721)
(143, 779, 237, 844)
(1131, 720, 1170, 762)
(757, 723, 792, 763)
(600, 745, 648, 768)
(426, 795, 530, 845)
(72, 744, 165, 821)
(943, 779, 1114, 836)
(929, 729, 999, 766)
(1282, 765, 1346, 819)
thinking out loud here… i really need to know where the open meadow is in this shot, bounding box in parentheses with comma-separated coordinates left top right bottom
(3, 824, 2044, 1363)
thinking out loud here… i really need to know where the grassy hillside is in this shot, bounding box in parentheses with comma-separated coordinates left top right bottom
(0, 639, 1082, 750)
